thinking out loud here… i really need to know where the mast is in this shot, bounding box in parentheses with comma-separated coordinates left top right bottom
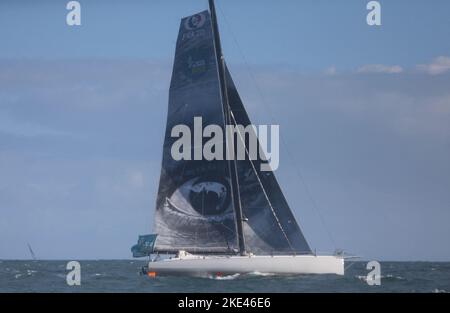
(209, 0, 247, 255)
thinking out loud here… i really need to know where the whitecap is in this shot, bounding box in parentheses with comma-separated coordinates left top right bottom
(26, 270, 37, 276)
(247, 271, 275, 277)
(384, 274, 405, 280)
(355, 274, 404, 282)
(207, 273, 240, 280)
(215, 273, 240, 280)
(355, 275, 367, 282)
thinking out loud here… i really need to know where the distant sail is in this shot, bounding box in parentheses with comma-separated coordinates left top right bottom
(225, 67, 312, 255)
(153, 11, 237, 254)
(131, 234, 158, 257)
(27, 243, 36, 260)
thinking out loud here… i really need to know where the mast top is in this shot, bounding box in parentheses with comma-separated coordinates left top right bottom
(208, 0, 222, 55)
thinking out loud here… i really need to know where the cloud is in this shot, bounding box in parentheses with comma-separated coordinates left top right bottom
(229, 64, 450, 138)
(417, 56, 450, 75)
(0, 113, 71, 138)
(356, 64, 403, 74)
(324, 66, 337, 76)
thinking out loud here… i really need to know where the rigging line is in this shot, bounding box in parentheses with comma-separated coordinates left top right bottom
(202, 186, 206, 248)
(217, 2, 337, 250)
(229, 111, 295, 253)
(345, 260, 358, 272)
(218, 220, 237, 234)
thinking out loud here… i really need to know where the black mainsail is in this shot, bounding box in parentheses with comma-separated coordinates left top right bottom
(150, 2, 312, 256)
(153, 9, 237, 254)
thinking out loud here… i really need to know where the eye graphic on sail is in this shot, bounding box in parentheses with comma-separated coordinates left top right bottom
(187, 177, 230, 216)
(162, 176, 234, 224)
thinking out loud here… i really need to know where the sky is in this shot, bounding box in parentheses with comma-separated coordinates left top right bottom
(0, 0, 449, 261)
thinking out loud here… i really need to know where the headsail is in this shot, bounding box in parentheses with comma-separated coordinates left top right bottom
(153, 11, 237, 254)
(225, 67, 312, 255)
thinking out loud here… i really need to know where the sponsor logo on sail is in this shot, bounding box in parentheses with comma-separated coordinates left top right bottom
(188, 56, 207, 75)
(184, 13, 206, 30)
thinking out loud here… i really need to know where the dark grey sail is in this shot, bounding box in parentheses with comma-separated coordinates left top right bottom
(153, 11, 237, 254)
(225, 67, 312, 255)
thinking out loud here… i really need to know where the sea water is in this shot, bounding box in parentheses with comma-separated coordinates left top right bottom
(0, 260, 449, 293)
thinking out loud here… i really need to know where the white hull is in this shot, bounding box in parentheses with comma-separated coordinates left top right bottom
(148, 254, 344, 276)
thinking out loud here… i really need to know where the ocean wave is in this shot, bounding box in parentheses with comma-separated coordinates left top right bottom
(207, 273, 240, 280)
(247, 271, 275, 277)
(433, 289, 448, 293)
(384, 274, 405, 280)
(355, 274, 404, 282)
(13, 270, 37, 279)
(26, 270, 37, 276)
(355, 275, 367, 282)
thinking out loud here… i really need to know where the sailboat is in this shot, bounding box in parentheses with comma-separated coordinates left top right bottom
(27, 243, 36, 261)
(131, 0, 344, 276)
